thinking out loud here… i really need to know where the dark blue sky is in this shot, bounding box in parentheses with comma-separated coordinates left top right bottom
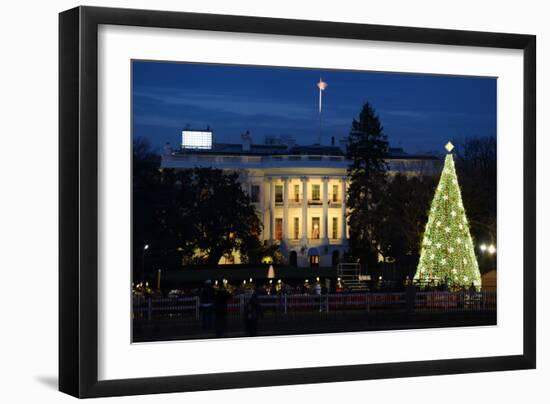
(132, 61, 496, 154)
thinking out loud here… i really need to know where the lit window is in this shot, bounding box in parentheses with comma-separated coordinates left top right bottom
(309, 255, 320, 266)
(293, 217, 300, 239)
(294, 184, 300, 202)
(250, 185, 260, 203)
(312, 184, 320, 201)
(332, 185, 339, 202)
(275, 185, 283, 203)
(332, 217, 338, 239)
(275, 218, 283, 240)
(312, 217, 320, 239)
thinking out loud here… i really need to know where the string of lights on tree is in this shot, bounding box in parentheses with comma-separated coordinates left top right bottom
(414, 142, 482, 290)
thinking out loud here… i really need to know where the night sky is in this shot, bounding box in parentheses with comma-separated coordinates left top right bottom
(132, 61, 496, 154)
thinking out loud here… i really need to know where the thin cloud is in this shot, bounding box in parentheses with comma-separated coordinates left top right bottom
(134, 87, 315, 121)
(381, 109, 429, 120)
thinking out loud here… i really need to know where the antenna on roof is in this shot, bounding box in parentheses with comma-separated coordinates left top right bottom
(317, 78, 328, 145)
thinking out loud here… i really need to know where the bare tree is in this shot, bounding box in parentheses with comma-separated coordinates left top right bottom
(453, 136, 497, 273)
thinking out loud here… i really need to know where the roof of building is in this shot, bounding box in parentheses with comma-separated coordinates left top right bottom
(180, 142, 288, 156)
(172, 142, 438, 160)
(288, 145, 344, 156)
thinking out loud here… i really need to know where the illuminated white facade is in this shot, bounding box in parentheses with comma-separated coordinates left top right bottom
(162, 139, 439, 267)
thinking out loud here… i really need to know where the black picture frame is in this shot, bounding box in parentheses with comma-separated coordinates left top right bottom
(59, 5, 536, 398)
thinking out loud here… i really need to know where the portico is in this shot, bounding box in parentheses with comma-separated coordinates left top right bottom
(259, 173, 348, 267)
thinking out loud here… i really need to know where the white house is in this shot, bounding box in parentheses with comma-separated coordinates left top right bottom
(161, 130, 440, 267)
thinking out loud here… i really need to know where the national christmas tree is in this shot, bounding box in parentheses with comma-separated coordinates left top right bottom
(414, 142, 482, 290)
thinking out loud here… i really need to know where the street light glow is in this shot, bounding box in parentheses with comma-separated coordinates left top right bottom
(488, 244, 496, 254)
(479, 244, 487, 252)
(144, 244, 149, 250)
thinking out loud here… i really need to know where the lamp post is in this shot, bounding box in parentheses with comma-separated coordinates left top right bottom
(141, 244, 149, 283)
(479, 243, 496, 274)
(156, 269, 162, 291)
(479, 243, 496, 255)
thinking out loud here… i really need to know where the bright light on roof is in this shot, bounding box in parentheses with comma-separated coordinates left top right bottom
(182, 130, 212, 149)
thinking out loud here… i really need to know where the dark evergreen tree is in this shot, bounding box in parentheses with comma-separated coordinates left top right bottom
(374, 173, 437, 280)
(346, 102, 389, 270)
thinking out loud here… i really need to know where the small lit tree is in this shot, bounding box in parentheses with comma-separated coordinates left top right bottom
(414, 142, 482, 290)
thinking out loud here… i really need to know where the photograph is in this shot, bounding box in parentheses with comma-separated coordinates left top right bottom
(131, 60, 497, 342)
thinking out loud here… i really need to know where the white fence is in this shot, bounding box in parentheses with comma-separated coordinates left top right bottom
(133, 291, 496, 321)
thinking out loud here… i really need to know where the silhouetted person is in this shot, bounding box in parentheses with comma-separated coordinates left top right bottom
(468, 282, 476, 295)
(200, 280, 215, 330)
(405, 282, 416, 314)
(468, 282, 477, 309)
(244, 290, 263, 337)
(214, 287, 231, 337)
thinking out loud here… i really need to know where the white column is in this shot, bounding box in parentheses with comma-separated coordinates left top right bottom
(322, 176, 329, 244)
(301, 176, 308, 243)
(282, 177, 289, 241)
(262, 178, 269, 242)
(269, 178, 275, 242)
(341, 177, 347, 245)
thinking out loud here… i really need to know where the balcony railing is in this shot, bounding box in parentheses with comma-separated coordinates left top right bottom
(271, 198, 342, 207)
